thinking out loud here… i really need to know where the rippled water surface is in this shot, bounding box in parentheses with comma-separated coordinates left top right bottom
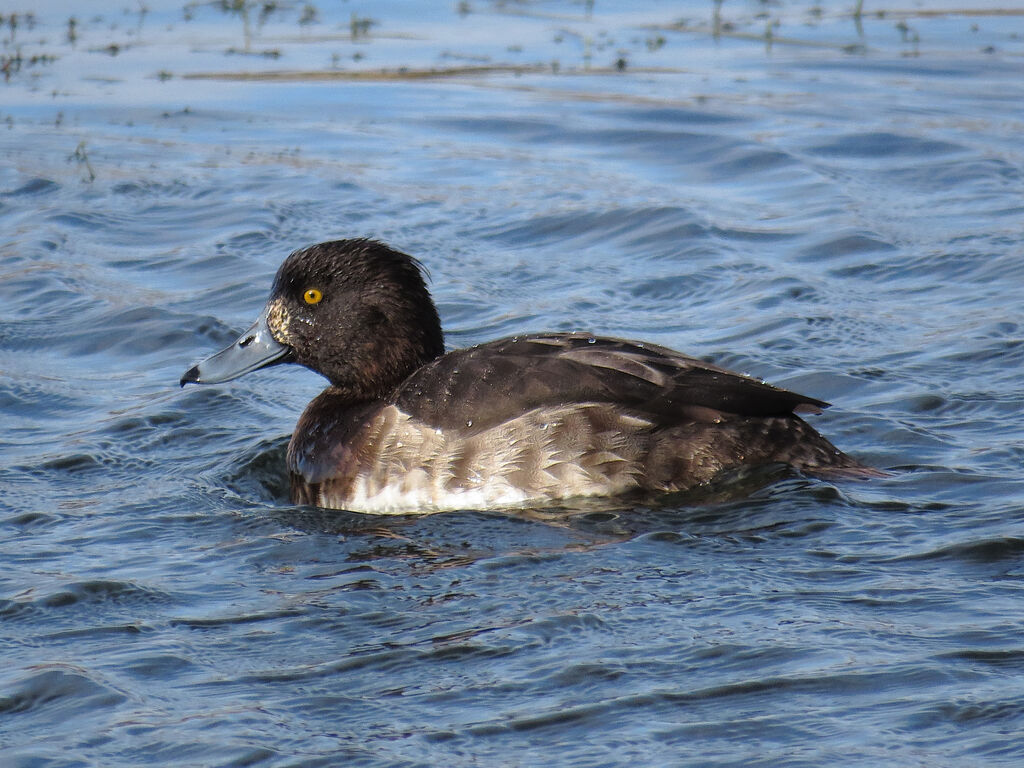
(3, 1, 1024, 765)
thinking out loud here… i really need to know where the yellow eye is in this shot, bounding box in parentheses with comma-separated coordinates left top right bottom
(303, 288, 323, 305)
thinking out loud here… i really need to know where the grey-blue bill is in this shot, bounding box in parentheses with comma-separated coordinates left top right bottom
(180, 307, 293, 387)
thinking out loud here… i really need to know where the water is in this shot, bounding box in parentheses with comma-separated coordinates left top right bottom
(3, 1, 1024, 765)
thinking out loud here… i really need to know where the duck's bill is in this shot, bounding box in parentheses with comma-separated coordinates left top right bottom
(180, 309, 293, 387)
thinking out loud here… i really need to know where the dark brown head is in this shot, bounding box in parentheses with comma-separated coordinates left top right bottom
(181, 239, 445, 400)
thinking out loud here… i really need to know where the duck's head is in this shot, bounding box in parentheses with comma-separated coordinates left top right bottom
(181, 239, 445, 399)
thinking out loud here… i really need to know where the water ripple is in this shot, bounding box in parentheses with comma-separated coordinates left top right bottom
(1, 3, 1023, 766)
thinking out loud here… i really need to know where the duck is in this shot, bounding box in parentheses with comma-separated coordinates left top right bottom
(181, 238, 880, 514)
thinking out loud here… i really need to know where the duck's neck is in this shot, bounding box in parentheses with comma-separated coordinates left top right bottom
(325, 312, 444, 403)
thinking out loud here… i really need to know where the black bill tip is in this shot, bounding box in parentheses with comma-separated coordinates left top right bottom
(180, 365, 200, 388)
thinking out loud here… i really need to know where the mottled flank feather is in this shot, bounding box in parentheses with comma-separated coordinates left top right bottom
(291, 402, 649, 512)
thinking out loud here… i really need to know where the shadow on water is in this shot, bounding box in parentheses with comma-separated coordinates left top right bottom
(223, 433, 292, 503)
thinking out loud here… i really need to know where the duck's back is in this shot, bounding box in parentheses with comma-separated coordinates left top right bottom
(287, 333, 873, 513)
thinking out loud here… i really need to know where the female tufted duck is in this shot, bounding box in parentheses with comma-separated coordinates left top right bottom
(181, 239, 880, 513)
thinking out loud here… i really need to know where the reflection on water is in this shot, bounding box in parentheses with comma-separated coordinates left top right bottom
(2, 2, 1024, 766)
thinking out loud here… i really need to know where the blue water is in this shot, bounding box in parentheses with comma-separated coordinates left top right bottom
(3, 2, 1024, 765)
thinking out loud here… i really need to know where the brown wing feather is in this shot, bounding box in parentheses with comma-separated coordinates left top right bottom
(391, 332, 828, 434)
